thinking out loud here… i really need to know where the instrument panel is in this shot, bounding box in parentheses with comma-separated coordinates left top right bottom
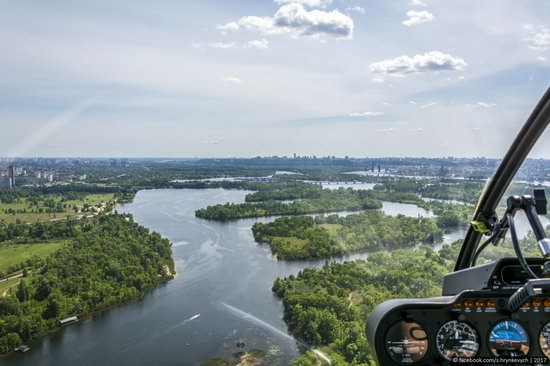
(367, 291, 550, 365)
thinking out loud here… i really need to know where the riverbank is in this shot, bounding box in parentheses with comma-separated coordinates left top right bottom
(0, 214, 175, 355)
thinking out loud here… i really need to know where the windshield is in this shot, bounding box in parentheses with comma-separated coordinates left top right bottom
(473, 123, 550, 265)
(0, 1, 549, 366)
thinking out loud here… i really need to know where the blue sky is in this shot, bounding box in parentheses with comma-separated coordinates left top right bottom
(1, 0, 549, 158)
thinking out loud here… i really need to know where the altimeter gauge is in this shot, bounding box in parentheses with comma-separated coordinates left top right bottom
(436, 320, 480, 361)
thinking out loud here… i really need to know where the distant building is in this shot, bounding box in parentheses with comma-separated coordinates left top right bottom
(8, 166, 14, 189)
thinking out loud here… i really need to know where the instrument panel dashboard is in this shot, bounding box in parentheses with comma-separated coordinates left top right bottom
(366, 290, 550, 365)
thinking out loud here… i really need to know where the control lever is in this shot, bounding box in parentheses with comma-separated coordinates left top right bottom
(507, 278, 550, 313)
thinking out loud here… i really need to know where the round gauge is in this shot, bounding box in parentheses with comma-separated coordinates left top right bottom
(385, 320, 429, 364)
(488, 320, 530, 357)
(539, 321, 550, 358)
(436, 320, 480, 361)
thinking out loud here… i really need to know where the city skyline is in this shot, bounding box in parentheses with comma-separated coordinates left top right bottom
(1, 0, 549, 158)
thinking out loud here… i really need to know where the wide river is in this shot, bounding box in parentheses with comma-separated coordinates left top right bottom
(4, 188, 544, 365)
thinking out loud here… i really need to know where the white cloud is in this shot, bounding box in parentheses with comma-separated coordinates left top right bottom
(217, 22, 240, 35)
(221, 77, 242, 84)
(375, 128, 395, 133)
(409, 127, 424, 132)
(274, 0, 333, 8)
(382, 102, 391, 106)
(402, 10, 434, 27)
(346, 6, 365, 14)
(477, 101, 496, 108)
(369, 51, 466, 74)
(217, 3, 353, 40)
(408, 101, 417, 105)
(421, 102, 436, 108)
(465, 102, 496, 109)
(371, 76, 384, 83)
(537, 56, 547, 62)
(410, 0, 427, 6)
(208, 42, 237, 49)
(349, 111, 384, 117)
(524, 24, 550, 51)
(244, 39, 269, 49)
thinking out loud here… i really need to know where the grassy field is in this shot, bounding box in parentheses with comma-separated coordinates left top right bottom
(0, 193, 114, 223)
(271, 237, 309, 248)
(0, 239, 69, 274)
(0, 276, 21, 297)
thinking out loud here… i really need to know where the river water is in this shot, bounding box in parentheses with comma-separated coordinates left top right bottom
(3, 188, 543, 366)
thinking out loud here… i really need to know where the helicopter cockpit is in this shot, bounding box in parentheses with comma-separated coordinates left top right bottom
(366, 87, 550, 365)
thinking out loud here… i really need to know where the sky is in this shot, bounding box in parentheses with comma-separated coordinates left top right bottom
(1, 0, 549, 158)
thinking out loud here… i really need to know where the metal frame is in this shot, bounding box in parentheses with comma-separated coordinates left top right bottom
(455, 86, 550, 271)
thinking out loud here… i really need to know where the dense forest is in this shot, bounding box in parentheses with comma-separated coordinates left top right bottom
(252, 212, 442, 260)
(272, 230, 545, 366)
(244, 182, 323, 202)
(196, 189, 382, 220)
(0, 215, 174, 353)
(272, 247, 453, 365)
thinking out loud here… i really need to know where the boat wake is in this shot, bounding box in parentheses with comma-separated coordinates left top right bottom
(219, 302, 331, 364)
(178, 313, 200, 326)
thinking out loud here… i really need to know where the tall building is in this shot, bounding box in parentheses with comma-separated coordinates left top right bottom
(8, 166, 14, 189)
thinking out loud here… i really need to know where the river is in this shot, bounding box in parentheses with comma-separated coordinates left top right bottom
(3, 188, 543, 365)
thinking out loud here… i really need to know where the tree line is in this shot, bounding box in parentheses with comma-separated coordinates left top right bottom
(0, 214, 174, 353)
(195, 189, 382, 220)
(252, 212, 442, 260)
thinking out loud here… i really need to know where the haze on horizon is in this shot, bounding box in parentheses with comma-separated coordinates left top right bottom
(1, 0, 549, 159)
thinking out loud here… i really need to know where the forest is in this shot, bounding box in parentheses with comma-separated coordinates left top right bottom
(272, 247, 453, 365)
(252, 212, 442, 260)
(195, 189, 382, 220)
(0, 214, 174, 353)
(273, 232, 544, 366)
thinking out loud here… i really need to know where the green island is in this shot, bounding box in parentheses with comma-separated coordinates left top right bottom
(193, 180, 475, 229)
(0, 213, 174, 353)
(196, 189, 382, 220)
(252, 213, 442, 260)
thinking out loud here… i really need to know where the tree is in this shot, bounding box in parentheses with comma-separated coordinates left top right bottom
(16, 280, 29, 302)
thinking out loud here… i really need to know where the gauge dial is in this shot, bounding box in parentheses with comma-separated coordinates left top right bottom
(385, 321, 429, 364)
(539, 321, 550, 358)
(436, 320, 479, 361)
(488, 320, 530, 357)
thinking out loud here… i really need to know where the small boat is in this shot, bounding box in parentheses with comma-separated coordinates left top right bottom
(59, 316, 78, 326)
(15, 345, 30, 353)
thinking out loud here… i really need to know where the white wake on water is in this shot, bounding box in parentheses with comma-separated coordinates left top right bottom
(219, 302, 331, 364)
